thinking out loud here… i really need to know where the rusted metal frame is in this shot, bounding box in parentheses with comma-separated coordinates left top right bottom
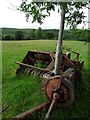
(16, 62, 50, 72)
(29, 50, 52, 54)
(63, 48, 80, 63)
(46, 61, 55, 71)
(12, 101, 51, 120)
(63, 55, 75, 67)
(63, 47, 80, 55)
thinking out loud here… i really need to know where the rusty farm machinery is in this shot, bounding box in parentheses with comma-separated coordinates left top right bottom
(13, 49, 84, 119)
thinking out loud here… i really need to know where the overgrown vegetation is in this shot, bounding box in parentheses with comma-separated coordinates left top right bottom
(34, 60, 47, 68)
(2, 40, 89, 119)
(1, 27, 89, 42)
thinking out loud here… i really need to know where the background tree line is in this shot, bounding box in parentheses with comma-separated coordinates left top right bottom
(1, 27, 90, 42)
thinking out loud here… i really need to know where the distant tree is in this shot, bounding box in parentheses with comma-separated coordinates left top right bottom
(63, 30, 71, 40)
(74, 29, 88, 41)
(5, 34, 11, 40)
(46, 32, 55, 40)
(15, 31, 24, 40)
(29, 29, 36, 40)
(2, 34, 15, 41)
(36, 27, 43, 39)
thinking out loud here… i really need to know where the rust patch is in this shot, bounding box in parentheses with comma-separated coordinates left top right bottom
(45, 76, 62, 100)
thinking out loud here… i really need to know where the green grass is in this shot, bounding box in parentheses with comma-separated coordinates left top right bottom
(2, 40, 89, 119)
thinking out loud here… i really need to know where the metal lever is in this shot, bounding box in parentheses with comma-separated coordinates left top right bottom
(44, 93, 59, 120)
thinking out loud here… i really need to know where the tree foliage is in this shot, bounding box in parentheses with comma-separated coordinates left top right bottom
(30, 29, 36, 39)
(2, 34, 15, 40)
(15, 30, 24, 40)
(73, 29, 88, 41)
(36, 27, 43, 39)
(2, 28, 89, 41)
(19, 1, 88, 28)
(46, 31, 55, 39)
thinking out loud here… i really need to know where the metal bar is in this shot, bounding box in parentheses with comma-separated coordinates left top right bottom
(15, 62, 49, 72)
(44, 99, 56, 120)
(12, 101, 50, 120)
(63, 47, 80, 55)
(44, 93, 59, 120)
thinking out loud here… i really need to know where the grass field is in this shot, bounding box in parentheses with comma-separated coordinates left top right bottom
(2, 40, 89, 119)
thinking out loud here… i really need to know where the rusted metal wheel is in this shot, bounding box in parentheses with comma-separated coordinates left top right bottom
(56, 78, 75, 107)
(45, 77, 75, 108)
(45, 76, 61, 100)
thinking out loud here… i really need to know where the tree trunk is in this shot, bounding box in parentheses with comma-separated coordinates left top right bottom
(54, 8, 65, 75)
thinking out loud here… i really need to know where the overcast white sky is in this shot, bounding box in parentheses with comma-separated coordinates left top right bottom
(0, 0, 88, 29)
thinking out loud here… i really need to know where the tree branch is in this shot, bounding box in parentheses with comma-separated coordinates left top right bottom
(84, 21, 90, 23)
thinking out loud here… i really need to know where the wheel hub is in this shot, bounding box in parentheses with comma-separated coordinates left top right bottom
(45, 76, 75, 107)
